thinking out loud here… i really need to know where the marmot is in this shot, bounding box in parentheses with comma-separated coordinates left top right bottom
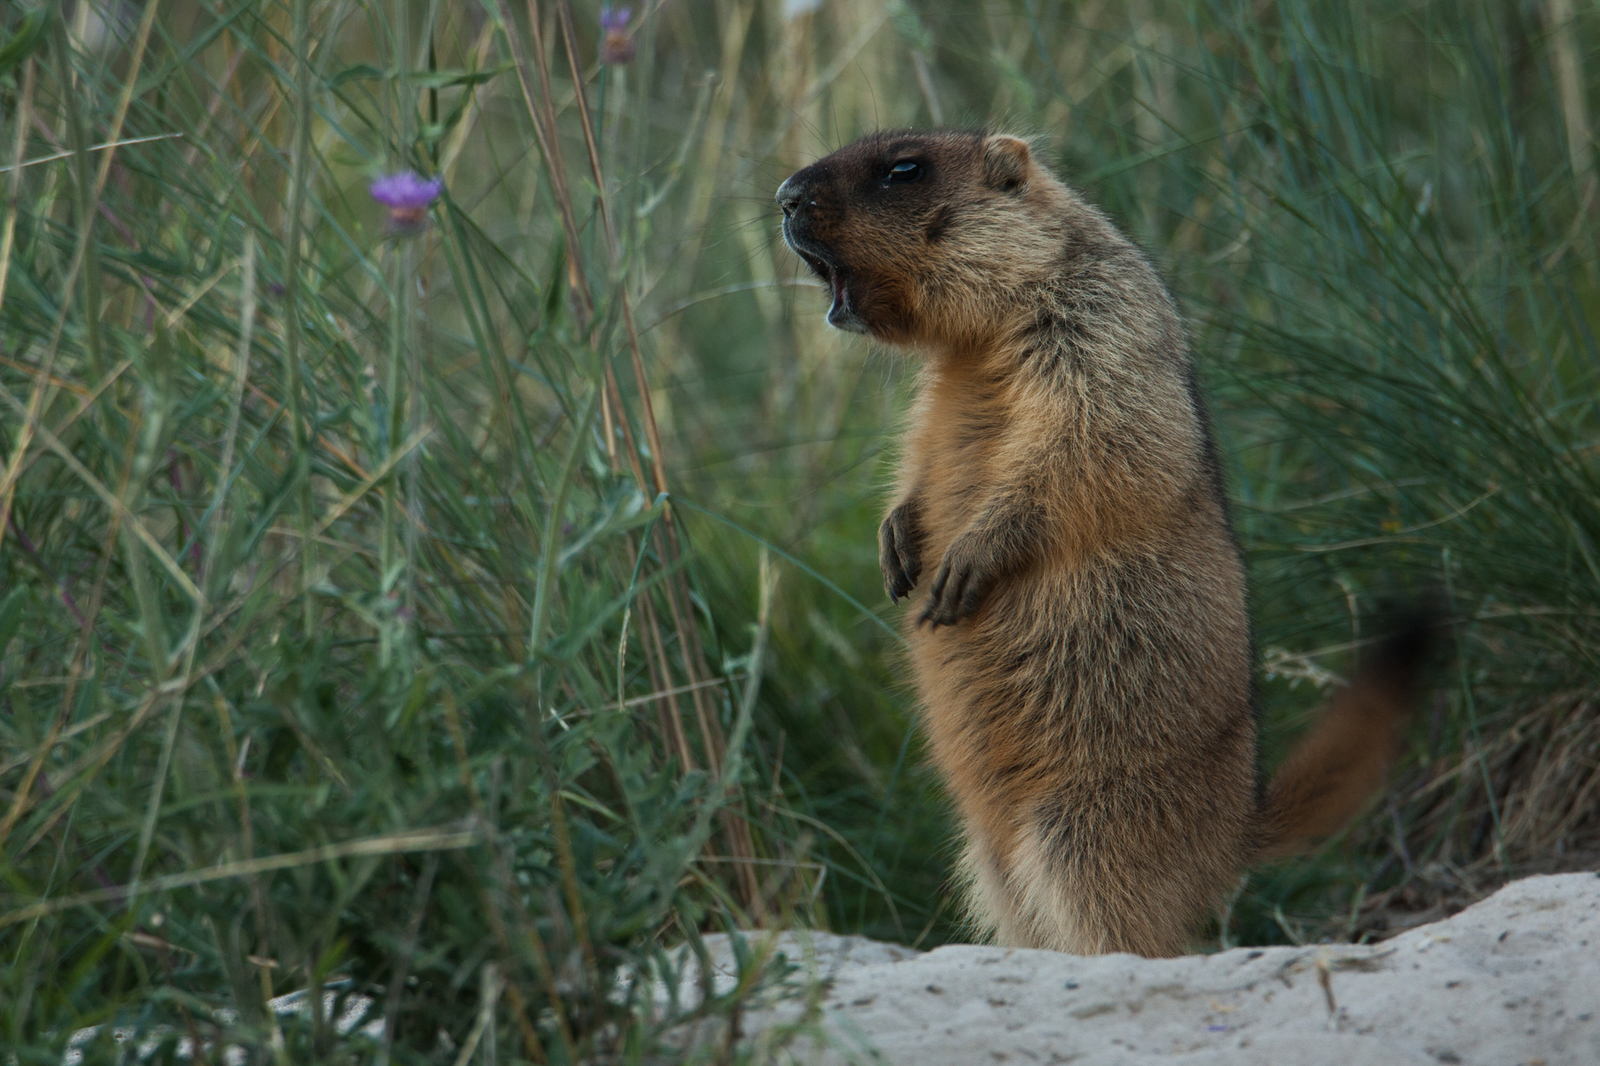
(776, 129, 1428, 957)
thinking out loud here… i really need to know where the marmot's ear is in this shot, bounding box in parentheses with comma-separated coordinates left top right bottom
(983, 135, 1032, 192)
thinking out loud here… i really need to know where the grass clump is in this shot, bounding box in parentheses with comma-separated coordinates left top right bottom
(0, 1, 816, 1060)
(2, 0, 1598, 1061)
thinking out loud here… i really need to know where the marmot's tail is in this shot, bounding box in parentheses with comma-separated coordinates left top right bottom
(1254, 613, 1438, 862)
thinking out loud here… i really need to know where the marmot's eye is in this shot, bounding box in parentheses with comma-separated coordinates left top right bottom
(886, 160, 922, 183)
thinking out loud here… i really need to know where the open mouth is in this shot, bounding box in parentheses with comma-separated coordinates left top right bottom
(784, 226, 867, 333)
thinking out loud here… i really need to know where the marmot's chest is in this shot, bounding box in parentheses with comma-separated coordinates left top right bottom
(905, 372, 1016, 550)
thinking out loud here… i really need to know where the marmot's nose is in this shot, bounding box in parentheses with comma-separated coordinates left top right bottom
(776, 174, 806, 216)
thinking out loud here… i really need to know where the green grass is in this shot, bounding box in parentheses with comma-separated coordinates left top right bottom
(1, 0, 1597, 1060)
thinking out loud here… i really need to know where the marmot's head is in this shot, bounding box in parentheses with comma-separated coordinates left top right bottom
(776, 130, 1074, 348)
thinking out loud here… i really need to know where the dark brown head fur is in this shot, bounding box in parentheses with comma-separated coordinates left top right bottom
(778, 130, 1084, 348)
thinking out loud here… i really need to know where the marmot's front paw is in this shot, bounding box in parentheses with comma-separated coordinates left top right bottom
(919, 533, 997, 628)
(879, 504, 923, 603)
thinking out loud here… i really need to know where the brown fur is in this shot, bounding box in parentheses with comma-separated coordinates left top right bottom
(777, 130, 1428, 956)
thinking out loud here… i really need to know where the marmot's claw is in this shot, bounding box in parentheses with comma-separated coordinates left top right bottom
(920, 535, 994, 628)
(879, 505, 923, 605)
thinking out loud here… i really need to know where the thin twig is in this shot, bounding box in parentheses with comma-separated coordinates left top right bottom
(1, 824, 483, 928)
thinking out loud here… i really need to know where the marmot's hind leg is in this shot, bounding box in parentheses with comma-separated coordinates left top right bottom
(980, 802, 1232, 958)
(957, 833, 1027, 946)
(1005, 831, 1188, 956)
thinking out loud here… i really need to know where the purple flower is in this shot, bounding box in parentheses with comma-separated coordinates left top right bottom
(600, 6, 635, 65)
(369, 171, 443, 233)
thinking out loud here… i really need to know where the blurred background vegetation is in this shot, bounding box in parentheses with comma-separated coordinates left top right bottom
(1, 0, 1596, 1060)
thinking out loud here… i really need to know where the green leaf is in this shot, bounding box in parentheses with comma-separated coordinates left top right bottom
(0, 6, 49, 75)
(328, 64, 507, 89)
(410, 65, 508, 89)
(0, 585, 27, 655)
(329, 63, 384, 87)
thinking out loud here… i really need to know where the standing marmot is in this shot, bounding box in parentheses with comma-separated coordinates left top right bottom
(776, 129, 1427, 956)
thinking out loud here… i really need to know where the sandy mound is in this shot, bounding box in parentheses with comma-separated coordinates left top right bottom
(678, 872, 1599, 1065)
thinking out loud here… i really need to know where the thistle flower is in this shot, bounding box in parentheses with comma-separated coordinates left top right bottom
(600, 6, 635, 65)
(369, 171, 443, 234)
